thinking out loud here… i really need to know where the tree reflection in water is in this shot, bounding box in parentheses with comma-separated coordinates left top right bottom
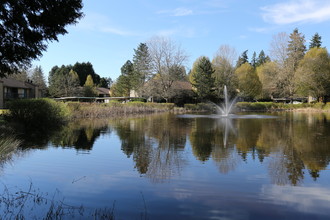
(10, 112, 330, 186)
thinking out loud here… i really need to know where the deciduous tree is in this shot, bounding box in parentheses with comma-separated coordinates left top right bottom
(235, 63, 262, 100)
(212, 45, 238, 98)
(295, 47, 330, 102)
(147, 36, 188, 102)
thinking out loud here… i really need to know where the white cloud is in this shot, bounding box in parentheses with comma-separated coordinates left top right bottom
(75, 13, 138, 36)
(261, 0, 330, 24)
(157, 7, 193, 17)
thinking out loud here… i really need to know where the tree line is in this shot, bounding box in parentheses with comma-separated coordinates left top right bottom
(112, 29, 330, 103)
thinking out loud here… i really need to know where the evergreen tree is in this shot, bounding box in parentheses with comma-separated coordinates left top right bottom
(256, 50, 270, 67)
(191, 56, 215, 101)
(30, 66, 47, 91)
(251, 52, 257, 68)
(0, 0, 83, 76)
(98, 77, 113, 88)
(48, 65, 80, 97)
(133, 43, 152, 83)
(309, 33, 322, 49)
(280, 28, 306, 100)
(236, 50, 249, 67)
(73, 62, 100, 86)
(287, 28, 306, 71)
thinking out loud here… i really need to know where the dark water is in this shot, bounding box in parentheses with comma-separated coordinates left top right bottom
(1, 112, 330, 219)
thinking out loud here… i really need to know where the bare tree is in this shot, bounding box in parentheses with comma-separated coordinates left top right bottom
(147, 36, 188, 102)
(214, 44, 238, 67)
(212, 45, 238, 98)
(269, 32, 289, 66)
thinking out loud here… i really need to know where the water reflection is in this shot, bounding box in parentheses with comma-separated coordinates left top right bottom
(112, 114, 189, 182)
(10, 112, 330, 186)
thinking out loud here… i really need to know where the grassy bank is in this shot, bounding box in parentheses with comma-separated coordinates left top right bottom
(68, 101, 184, 118)
(236, 102, 330, 112)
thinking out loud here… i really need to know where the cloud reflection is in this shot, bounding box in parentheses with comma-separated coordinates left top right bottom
(261, 184, 330, 215)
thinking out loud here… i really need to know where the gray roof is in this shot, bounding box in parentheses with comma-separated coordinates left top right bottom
(96, 87, 110, 95)
(1, 78, 29, 88)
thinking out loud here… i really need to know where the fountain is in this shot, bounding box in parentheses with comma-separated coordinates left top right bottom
(178, 85, 277, 119)
(211, 85, 237, 117)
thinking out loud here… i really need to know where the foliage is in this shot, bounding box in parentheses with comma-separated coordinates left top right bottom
(133, 43, 152, 86)
(49, 67, 81, 97)
(287, 28, 306, 71)
(190, 56, 215, 101)
(212, 48, 238, 99)
(295, 47, 330, 101)
(235, 102, 330, 111)
(235, 63, 262, 100)
(0, 0, 83, 76)
(30, 65, 47, 91)
(67, 102, 179, 118)
(256, 61, 279, 99)
(184, 103, 213, 111)
(6, 98, 70, 129)
(72, 62, 100, 86)
(83, 74, 97, 97)
(309, 32, 322, 49)
(99, 77, 113, 88)
(256, 50, 270, 67)
(236, 50, 249, 67)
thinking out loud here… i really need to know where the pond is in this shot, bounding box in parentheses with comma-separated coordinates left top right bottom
(1, 112, 330, 219)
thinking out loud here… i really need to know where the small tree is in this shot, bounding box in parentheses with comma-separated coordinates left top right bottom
(83, 75, 96, 97)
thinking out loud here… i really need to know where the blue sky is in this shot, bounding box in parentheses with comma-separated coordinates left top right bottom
(33, 0, 330, 82)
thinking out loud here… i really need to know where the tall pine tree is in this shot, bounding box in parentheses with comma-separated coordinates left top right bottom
(309, 33, 322, 49)
(236, 50, 249, 67)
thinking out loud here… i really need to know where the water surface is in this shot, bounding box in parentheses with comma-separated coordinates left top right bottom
(1, 112, 330, 219)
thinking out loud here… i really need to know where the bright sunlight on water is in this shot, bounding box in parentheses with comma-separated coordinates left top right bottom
(1, 112, 330, 219)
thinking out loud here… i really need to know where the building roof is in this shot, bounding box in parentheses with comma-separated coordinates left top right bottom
(0, 78, 30, 89)
(96, 87, 110, 95)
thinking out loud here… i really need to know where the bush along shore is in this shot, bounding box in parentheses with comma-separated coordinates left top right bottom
(236, 102, 330, 112)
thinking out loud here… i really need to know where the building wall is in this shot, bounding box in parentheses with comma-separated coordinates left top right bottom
(0, 81, 3, 108)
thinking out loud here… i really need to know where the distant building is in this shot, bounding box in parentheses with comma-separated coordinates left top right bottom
(0, 78, 41, 108)
(95, 87, 110, 97)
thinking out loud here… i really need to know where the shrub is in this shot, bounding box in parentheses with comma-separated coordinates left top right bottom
(6, 98, 70, 129)
(323, 102, 330, 110)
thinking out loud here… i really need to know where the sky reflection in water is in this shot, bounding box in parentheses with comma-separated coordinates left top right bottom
(1, 112, 330, 219)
